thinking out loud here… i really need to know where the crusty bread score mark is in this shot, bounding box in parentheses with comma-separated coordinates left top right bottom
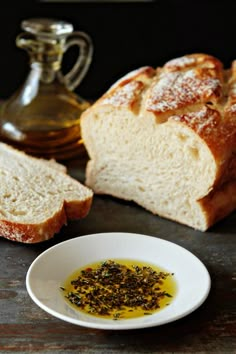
(81, 53, 236, 231)
(97, 53, 236, 159)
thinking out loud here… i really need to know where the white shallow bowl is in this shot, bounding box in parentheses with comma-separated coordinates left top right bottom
(26, 232, 211, 330)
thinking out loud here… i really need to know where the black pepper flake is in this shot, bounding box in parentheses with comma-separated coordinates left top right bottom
(63, 260, 173, 320)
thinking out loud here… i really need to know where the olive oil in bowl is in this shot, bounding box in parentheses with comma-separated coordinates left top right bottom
(61, 259, 177, 320)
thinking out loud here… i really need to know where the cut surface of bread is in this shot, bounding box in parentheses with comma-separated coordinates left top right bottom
(0, 143, 93, 243)
(81, 53, 236, 231)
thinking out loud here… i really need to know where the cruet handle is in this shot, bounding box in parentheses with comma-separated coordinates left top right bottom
(62, 31, 93, 91)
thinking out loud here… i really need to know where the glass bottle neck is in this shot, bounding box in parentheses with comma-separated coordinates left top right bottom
(30, 61, 60, 84)
(24, 38, 65, 84)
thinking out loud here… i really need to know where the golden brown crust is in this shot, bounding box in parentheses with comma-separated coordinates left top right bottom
(145, 54, 223, 116)
(101, 80, 145, 109)
(0, 195, 93, 243)
(82, 53, 236, 231)
(169, 107, 236, 184)
(93, 53, 236, 189)
(0, 209, 67, 243)
(97, 66, 156, 110)
(199, 179, 236, 229)
(64, 197, 93, 220)
(0, 142, 94, 243)
(163, 53, 223, 73)
(96, 54, 224, 114)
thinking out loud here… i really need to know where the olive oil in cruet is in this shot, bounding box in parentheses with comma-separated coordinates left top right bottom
(0, 18, 93, 160)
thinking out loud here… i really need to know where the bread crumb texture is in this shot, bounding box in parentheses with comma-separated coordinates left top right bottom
(0, 143, 93, 243)
(81, 53, 236, 231)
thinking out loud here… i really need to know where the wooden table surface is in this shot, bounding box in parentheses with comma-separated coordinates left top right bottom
(0, 156, 236, 353)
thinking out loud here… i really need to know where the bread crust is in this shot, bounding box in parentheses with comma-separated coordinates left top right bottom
(0, 198, 93, 243)
(81, 53, 236, 231)
(0, 209, 67, 243)
(0, 143, 93, 243)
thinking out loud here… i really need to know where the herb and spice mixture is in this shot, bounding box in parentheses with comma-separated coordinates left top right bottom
(61, 259, 176, 320)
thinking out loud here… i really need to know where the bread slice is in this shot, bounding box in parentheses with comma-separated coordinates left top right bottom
(0, 143, 93, 243)
(81, 53, 236, 231)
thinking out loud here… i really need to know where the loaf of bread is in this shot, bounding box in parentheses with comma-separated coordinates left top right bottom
(81, 53, 236, 231)
(0, 143, 93, 243)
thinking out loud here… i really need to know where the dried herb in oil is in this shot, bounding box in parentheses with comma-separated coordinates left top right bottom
(62, 260, 174, 320)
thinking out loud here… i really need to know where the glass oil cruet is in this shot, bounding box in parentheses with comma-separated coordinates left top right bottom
(0, 18, 93, 160)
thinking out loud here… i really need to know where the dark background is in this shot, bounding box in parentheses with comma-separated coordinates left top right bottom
(1, 0, 236, 101)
